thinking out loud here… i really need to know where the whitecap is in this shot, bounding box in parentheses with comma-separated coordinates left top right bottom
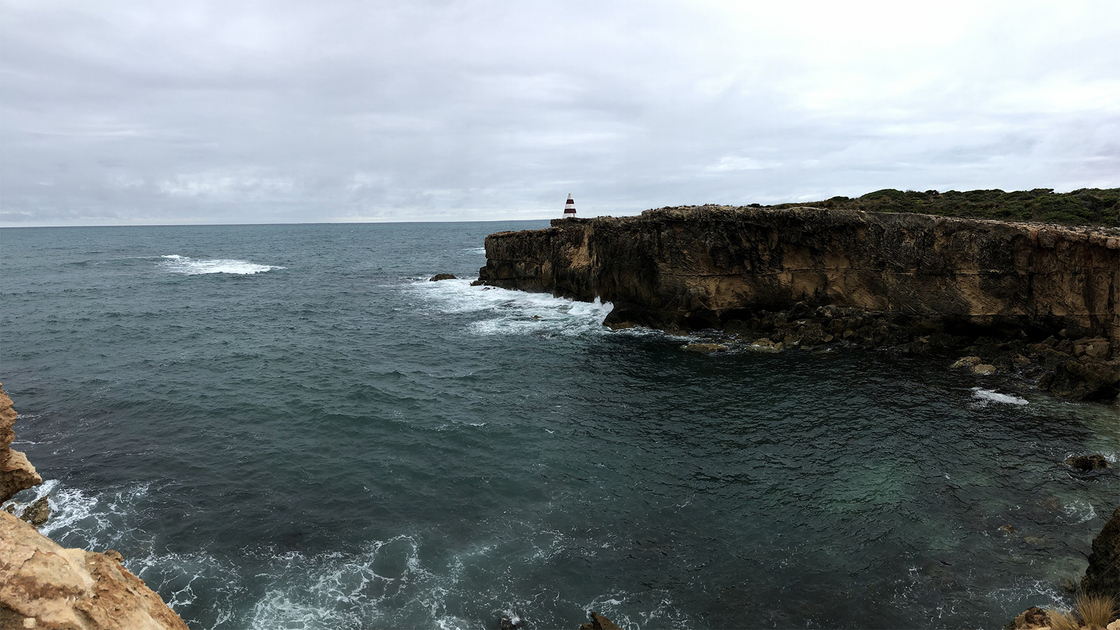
(406, 278, 615, 337)
(160, 254, 283, 275)
(971, 388, 1028, 406)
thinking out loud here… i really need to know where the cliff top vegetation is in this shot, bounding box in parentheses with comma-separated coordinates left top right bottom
(767, 188, 1119, 227)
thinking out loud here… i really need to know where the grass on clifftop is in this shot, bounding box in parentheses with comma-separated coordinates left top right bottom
(767, 188, 1120, 227)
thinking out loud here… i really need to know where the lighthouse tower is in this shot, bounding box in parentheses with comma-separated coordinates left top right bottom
(563, 194, 576, 217)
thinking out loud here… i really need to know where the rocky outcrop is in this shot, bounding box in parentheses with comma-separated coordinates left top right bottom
(478, 207, 1119, 398)
(0, 384, 188, 630)
(1, 383, 41, 504)
(0, 512, 189, 630)
(1082, 505, 1120, 602)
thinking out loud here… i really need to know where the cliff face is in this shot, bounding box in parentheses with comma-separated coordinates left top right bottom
(478, 207, 1120, 348)
(1, 384, 41, 504)
(0, 384, 189, 630)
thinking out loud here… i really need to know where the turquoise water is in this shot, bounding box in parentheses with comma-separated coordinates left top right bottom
(0, 222, 1116, 629)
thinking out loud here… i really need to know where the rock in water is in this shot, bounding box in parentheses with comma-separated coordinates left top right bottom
(0, 511, 189, 629)
(1010, 606, 1051, 629)
(579, 612, 622, 630)
(19, 494, 50, 527)
(1081, 504, 1120, 601)
(1066, 454, 1112, 472)
(429, 273, 456, 281)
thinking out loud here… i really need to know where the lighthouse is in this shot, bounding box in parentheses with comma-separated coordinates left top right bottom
(563, 194, 576, 217)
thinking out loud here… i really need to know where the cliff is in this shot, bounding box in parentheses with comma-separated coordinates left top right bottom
(477, 206, 1120, 398)
(0, 384, 189, 630)
(1, 385, 41, 505)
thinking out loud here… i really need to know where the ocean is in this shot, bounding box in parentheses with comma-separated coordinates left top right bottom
(1, 222, 1116, 629)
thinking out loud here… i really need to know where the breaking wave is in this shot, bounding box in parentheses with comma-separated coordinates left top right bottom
(160, 255, 283, 275)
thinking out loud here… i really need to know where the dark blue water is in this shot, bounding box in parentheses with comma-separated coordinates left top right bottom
(1, 223, 1116, 629)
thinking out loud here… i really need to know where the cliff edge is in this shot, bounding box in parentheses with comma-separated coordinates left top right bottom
(477, 206, 1119, 399)
(0, 384, 188, 630)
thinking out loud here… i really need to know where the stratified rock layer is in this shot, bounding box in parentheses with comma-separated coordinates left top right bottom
(480, 207, 1119, 342)
(0, 384, 41, 504)
(478, 207, 1119, 397)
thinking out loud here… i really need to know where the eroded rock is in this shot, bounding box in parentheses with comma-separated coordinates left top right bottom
(579, 611, 622, 630)
(19, 494, 50, 527)
(0, 384, 41, 504)
(430, 273, 457, 281)
(0, 511, 189, 630)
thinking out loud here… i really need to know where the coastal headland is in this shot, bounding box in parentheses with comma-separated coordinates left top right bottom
(477, 204, 1120, 400)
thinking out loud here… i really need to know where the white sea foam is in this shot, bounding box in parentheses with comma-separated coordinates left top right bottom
(160, 254, 283, 275)
(1062, 499, 1097, 524)
(971, 388, 1029, 406)
(407, 278, 619, 337)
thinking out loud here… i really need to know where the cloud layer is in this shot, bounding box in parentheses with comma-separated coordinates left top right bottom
(2, 0, 1118, 225)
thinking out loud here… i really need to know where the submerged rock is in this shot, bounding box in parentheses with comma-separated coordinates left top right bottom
(952, 356, 982, 369)
(681, 342, 728, 353)
(430, 273, 457, 281)
(579, 612, 622, 630)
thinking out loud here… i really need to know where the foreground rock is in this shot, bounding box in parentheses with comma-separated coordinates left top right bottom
(0, 384, 188, 630)
(0, 384, 41, 503)
(477, 207, 1119, 399)
(0, 512, 189, 630)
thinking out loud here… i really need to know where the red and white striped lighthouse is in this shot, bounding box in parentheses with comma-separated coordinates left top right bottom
(563, 194, 576, 216)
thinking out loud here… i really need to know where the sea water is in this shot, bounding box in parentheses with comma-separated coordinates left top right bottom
(1, 222, 1116, 629)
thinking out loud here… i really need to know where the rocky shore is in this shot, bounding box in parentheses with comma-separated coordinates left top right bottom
(0, 384, 188, 629)
(477, 206, 1119, 400)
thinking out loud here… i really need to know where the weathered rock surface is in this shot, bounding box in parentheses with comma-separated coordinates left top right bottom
(478, 207, 1119, 399)
(19, 495, 50, 527)
(0, 384, 41, 504)
(1081, 505, 1120, 602)
(0, 512, 189, 630)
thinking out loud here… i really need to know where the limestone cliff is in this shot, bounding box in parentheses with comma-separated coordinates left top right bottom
(0, 384, 188, 630)
(1, 384, 41, 504)
(477, 206, 1119, 397)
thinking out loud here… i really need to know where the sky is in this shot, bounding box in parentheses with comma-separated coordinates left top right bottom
(1, 0, 1118, 226)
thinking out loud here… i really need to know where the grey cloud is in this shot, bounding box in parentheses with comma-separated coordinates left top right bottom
(2, 0, 1118, 226)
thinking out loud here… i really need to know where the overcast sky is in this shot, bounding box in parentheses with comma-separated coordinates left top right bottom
(1, 0, 1117, 226)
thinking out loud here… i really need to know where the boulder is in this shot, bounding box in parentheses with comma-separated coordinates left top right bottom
(430, 273, 456, 281)
(1010, 606, 1050, 629)
(972, 364, 997, 375)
